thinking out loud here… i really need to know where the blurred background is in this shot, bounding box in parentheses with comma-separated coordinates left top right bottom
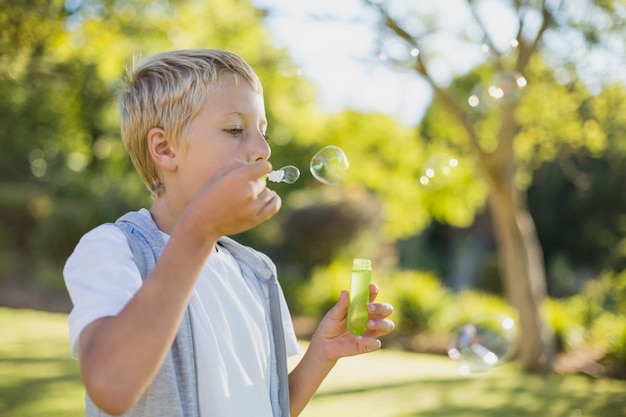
(1, 0, 625, 390)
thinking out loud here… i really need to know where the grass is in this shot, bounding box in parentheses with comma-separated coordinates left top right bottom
(0, 307, 84, 417)
(2, 307, 626, 417)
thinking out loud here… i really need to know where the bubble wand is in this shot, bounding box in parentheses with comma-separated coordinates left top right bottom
(266, 165, 300, 184)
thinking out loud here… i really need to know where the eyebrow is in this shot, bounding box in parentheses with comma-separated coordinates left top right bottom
(220, 111, 267, 124)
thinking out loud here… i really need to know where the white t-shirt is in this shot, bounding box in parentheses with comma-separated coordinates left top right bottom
(64, 215, 299, 417)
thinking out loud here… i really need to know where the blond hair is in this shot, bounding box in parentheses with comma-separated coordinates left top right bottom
(118, 49, 263, 195)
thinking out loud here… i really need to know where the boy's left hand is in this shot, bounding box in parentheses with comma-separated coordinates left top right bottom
(310, 283, 395, 361)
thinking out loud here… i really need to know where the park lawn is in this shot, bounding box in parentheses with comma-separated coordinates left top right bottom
(2, 307, 626, 417)
(0, 307, 84, 417)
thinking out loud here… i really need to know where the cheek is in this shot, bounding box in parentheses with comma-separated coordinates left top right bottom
(189, 154, 223, 185)
(179, 139, 231, 190)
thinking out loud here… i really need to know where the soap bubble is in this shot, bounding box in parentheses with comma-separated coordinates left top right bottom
(487, 70, 527, 102)
(467, 84, 494, 113)
(267, 165, 300, 184)
(418, 152, 459, 190)
(310, 146, 349, 185)
(481, 38, 519, 62)
(468, 70, 527, 112)
(277, 59, 303, 78)
(448, 313, 518, 374)
(379, 40, 420, 70)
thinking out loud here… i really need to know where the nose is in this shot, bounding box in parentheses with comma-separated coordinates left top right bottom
(251, 130, 271, 162)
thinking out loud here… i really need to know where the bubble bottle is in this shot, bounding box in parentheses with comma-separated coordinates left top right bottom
(348, 259, 372, 335)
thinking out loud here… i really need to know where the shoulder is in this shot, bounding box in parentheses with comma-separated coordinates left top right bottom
(218, 236, 275, 267)
(74, 223, 129, 253)
(63, 222, 143, 301)
(64, 223, 133, 274)
(64, 223, 144, 358)
(82, 222, 127, 242)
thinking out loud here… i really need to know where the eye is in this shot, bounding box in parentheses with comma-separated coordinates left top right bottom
(225, 128, 244, 136)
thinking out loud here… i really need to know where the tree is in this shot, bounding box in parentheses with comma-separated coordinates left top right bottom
(343, 0, 626, 372)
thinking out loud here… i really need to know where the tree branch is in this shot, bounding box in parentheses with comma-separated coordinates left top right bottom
(490, 1, 554, 183)
(372, 2, 488, 165)
(465, 0, 503, 72)
(517, 0, 554, 73)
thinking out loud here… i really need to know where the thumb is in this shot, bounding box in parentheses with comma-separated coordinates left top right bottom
(326, 290, 349, 321)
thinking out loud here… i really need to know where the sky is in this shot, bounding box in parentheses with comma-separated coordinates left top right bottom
(250, 0, 626, 126)
(250, 0, 436, 125)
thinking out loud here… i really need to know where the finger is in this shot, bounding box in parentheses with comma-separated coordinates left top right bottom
(221, 160, 271, 188)
(325, 290, 349, 321)
(246, 160, 272, 179)
(366, 318, 396, 337)
(254, 187, 274, 203)
(355, 335, 382, 353)
(255, 189, 282, 219)
(368, 283, 379, 303)
(367, 302, 394, 319)
(213, 158, 259, 180)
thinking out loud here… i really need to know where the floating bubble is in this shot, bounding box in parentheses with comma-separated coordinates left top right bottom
(448, 313, 518, 374)
(468, 70, 527, 112)
(480, 42, 496, 58)
(277, 59, 303, 78)
(379, 40, 420, 70)
(467, 84, 494, 113)
(310, 145, 349, 185)
(267, 165, 300, 184)
(487, 70, 527, 101)
(418, 152, 459, 190)
(481, 38, 519, 62)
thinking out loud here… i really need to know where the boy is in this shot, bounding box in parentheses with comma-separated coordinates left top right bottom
(64, 49, 395, 417)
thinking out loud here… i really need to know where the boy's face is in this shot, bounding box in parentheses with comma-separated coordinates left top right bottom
(170, 73, 271, 205)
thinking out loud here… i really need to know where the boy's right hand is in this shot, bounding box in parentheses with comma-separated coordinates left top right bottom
(179, 160, 281, 243)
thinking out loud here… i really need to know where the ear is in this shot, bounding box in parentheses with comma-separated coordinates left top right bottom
(147, 127, 177, 172)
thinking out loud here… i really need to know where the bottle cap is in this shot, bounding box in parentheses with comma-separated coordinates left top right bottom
(352, 258, 371, 270)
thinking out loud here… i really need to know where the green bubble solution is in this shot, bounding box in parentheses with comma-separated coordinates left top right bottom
(348, 258, 372, 335)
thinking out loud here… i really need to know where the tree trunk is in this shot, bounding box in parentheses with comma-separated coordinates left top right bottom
(488, 182, 555, 373)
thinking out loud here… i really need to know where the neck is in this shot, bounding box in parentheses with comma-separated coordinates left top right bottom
(149, 197, 180, 235)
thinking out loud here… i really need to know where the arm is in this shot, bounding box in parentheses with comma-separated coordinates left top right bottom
(77, 161, 280, 415)
(288, 285, 395, 417)
(77, 221, 217, 415)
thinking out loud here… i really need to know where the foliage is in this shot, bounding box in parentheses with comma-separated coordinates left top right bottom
(297, 259, 354, 318)
(583, 271, 626, 318)
(529, 154, 626, 294)
(383, 270, 452, 334)
(299, 259, 626, 374)
(603, 320, 626, 378)
(301, 260, 520, 350)
(280, 187, 383, 269)
(584, 271, 626, 372)
(0, 0, 320, 293)
(542, 271, 626, 362)
(543, 297, 588, 352)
